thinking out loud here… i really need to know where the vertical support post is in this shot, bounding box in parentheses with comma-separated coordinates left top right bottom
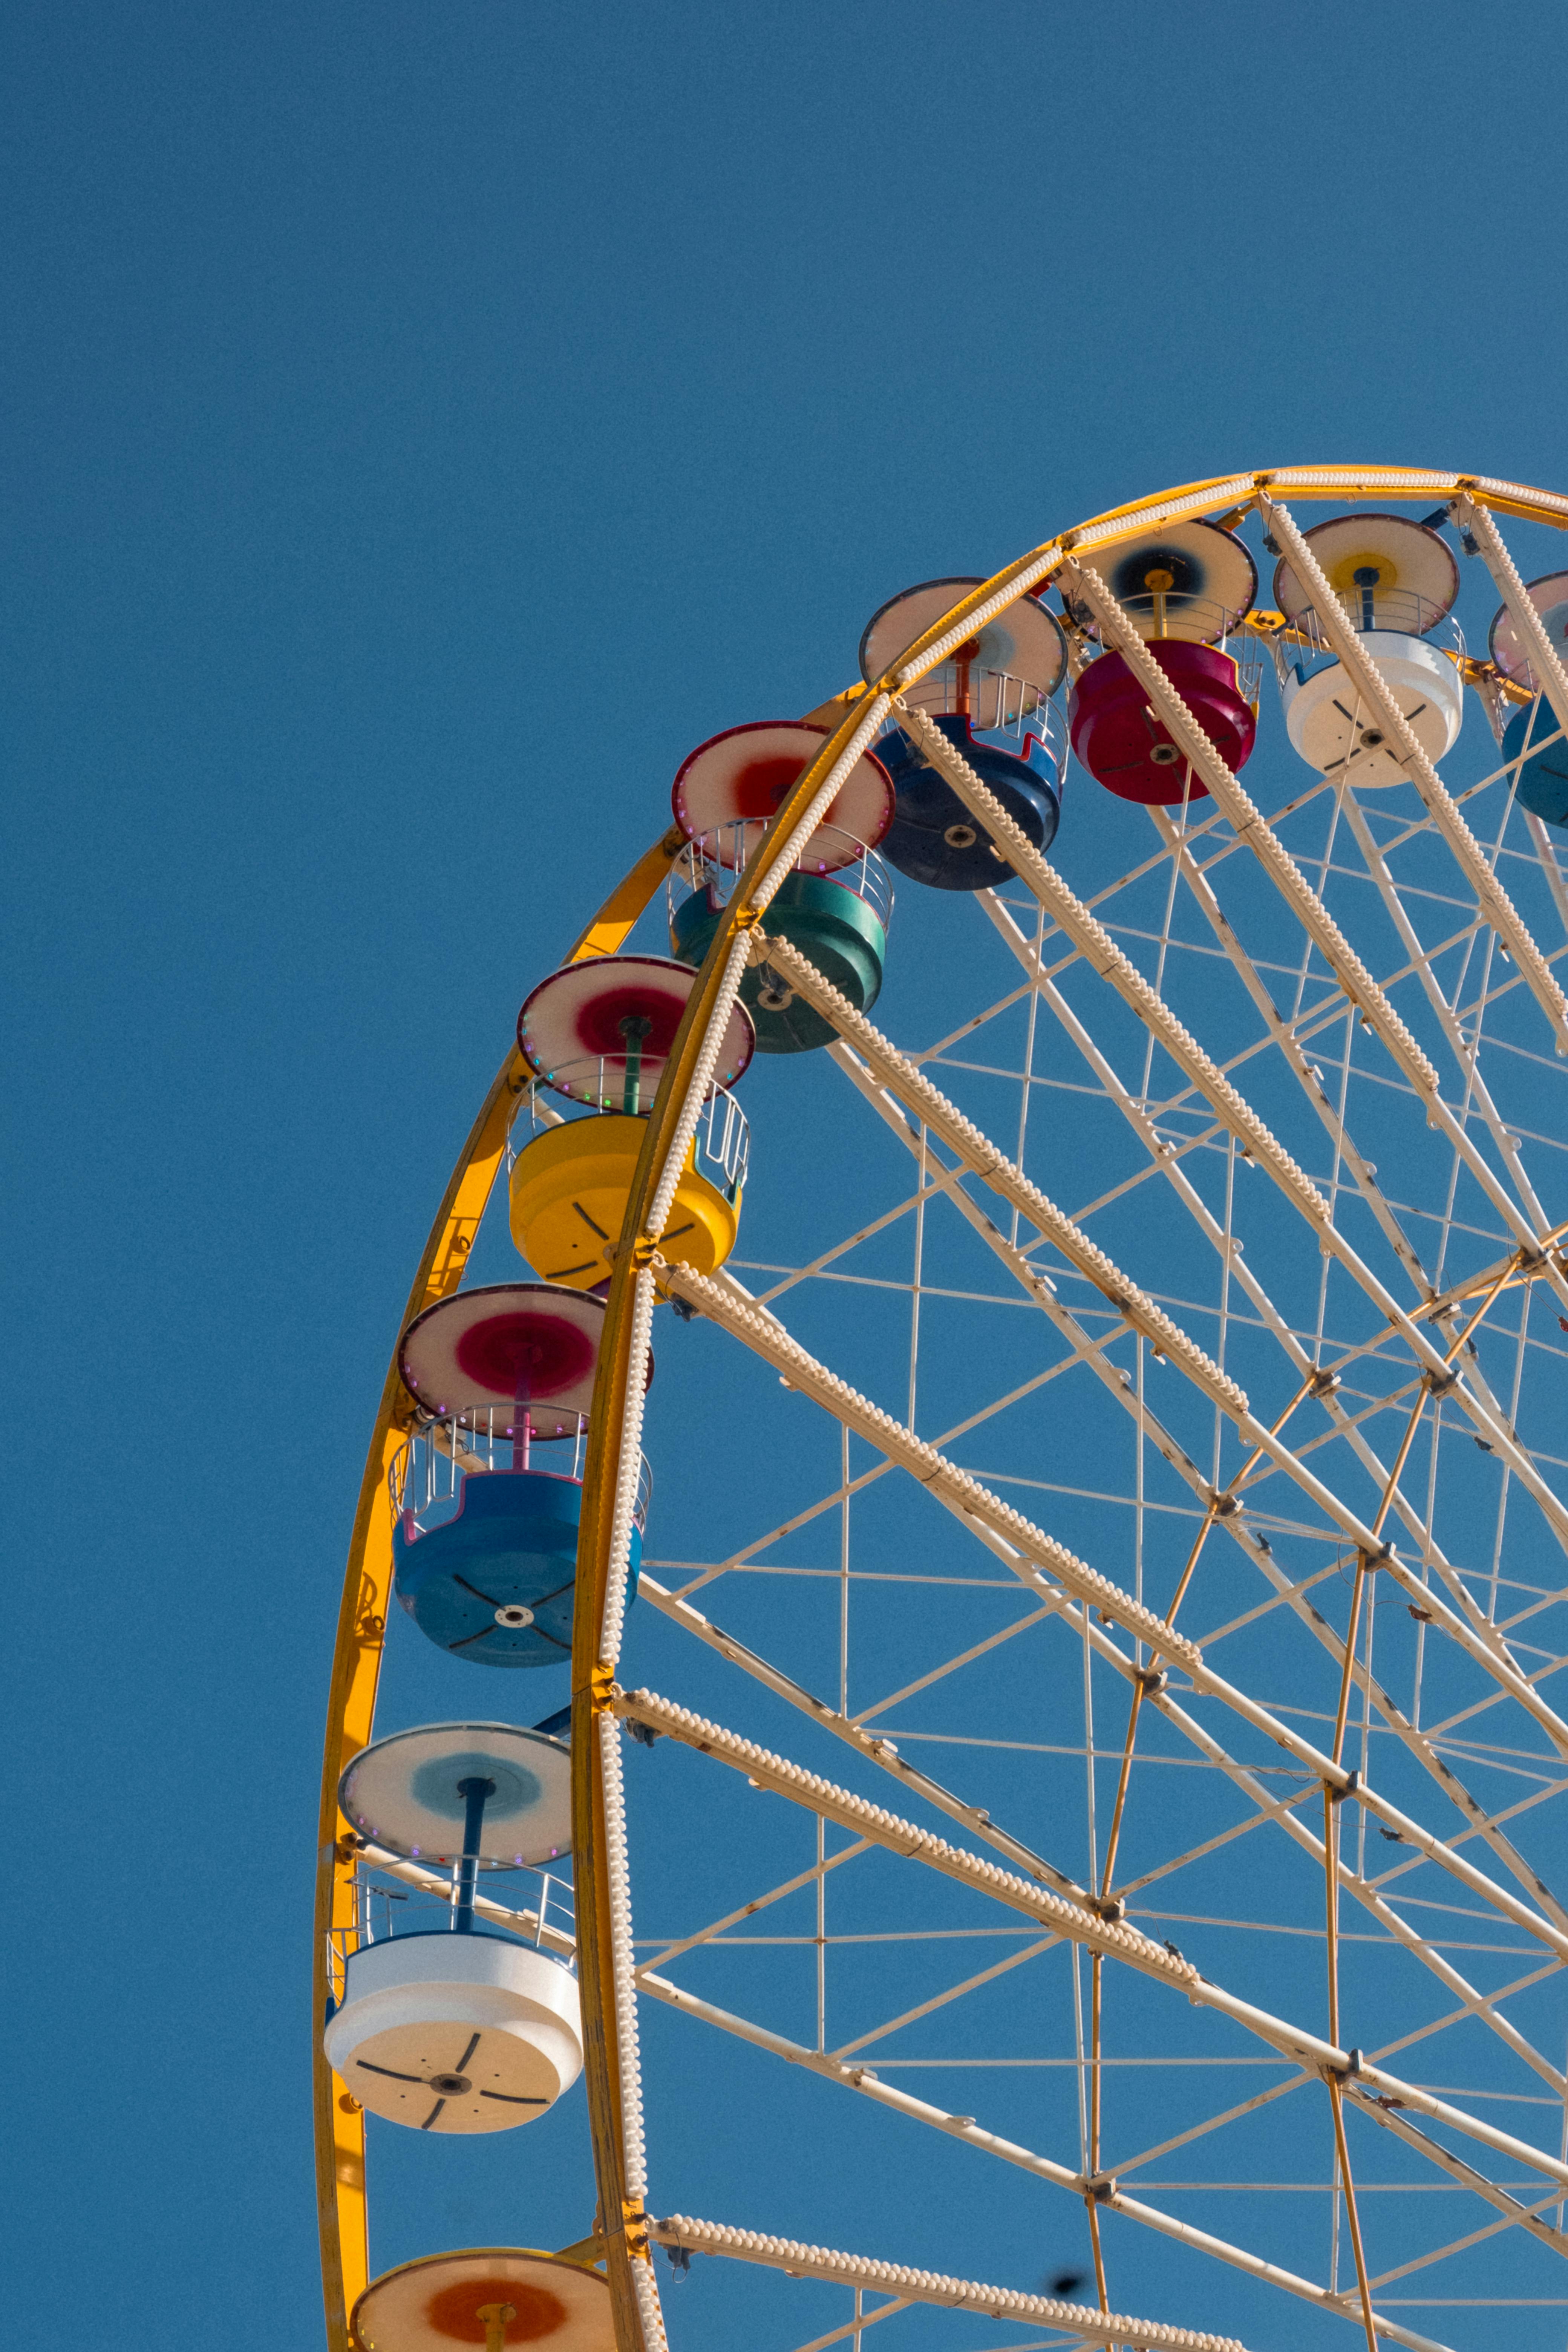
(477, 2303, 514, 2352)
(454, 1776, 495, 1934)
(619, 1014, 653, 1116)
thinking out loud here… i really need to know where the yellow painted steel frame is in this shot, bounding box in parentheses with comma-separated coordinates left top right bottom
(312, 826, 686, 2349)
(316, 471, 1568, 2352)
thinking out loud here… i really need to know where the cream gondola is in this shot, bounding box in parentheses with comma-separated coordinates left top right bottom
(1272, 511, 1464, 781)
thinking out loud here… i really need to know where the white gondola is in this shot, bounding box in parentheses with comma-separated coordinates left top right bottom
(324, 1929, 581, 2135)
(1272, 513, 1465, 782)
(324, 1723, 582, 2134)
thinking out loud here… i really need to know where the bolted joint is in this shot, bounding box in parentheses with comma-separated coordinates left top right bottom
(1309, 1365, 1341, 1397)
(622, 2196, 651, 2259)
(730, 903, 763, 931)
(1082, 2174, 1118, 2205)
(629, 1236, 661, 1269)
(1091, 1894, 1125, 1923)
(1358, 1545, 1394, 1573)
(588, 1664, 619, 1714)
(1327, 1767, 1361, 1804)
(1135, 1666, 1168, 1698)
(1421, 1366, 1458, 1396)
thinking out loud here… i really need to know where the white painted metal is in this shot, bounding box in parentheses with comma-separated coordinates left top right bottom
(324, 1932, 582, 2132)
(1280, 634, 1464, 782)
(646, 2214, 1251, 2351)
(579, 488, 1568, 2352)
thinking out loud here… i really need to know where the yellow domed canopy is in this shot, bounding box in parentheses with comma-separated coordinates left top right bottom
(1273, 512, 1459, 634)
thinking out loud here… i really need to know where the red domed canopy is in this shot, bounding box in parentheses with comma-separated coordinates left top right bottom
(399, 1282, 649, 1435)
(351, 2249, 613, 2352)
(859, 577, 1067, 722)
(672, 720, 893, 873)
(518, 954, 754, 1106)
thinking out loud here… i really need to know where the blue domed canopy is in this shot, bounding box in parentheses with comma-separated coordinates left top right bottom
(338, 1720, 573, 1866)
(1069, 518, 1256, 645)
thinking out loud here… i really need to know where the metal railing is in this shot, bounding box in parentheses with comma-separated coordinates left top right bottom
(1071, 588, 1251, 652)
(325, 1861, 577, 2008)
(876, 689, 1067, 789)
(1285, 589, 1466, 656)
(511, 1061, 750, 1198)
(390, 1409, 652, 1533)
(1075, 630, 1265, 714)
(896, 659, 1060, 737)
(672, 821, 894, 929)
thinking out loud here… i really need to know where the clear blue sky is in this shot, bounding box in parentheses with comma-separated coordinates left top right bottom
(7, 4, 1568, 2347)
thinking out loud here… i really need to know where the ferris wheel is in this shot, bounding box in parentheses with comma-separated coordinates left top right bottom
(314, 466, 1568, 2352)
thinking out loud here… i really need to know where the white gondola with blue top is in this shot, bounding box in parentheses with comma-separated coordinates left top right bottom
(325, 1723, 582, 2136)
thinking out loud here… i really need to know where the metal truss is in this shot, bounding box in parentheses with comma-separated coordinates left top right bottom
(558, 482, 1568, 2352)
(314, 472, 1568, 2352)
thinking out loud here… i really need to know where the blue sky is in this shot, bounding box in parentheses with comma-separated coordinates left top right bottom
(8, 4, 1568, 2348)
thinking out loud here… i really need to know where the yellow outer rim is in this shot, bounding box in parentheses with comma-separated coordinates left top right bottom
(315, 471, 1568, 2352)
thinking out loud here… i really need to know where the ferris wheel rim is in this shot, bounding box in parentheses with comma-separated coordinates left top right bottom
(316, 463, 1568, 2352)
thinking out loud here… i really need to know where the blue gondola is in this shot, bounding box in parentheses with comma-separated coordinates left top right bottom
(1502, 697, 1568, 828)
(858, 577, 1069, 891)
(390, 1282, 650, 1669)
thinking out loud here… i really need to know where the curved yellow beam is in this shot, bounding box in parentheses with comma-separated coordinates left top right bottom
(311, 828, 686, 2350)
(323, 466, 1568, 2352)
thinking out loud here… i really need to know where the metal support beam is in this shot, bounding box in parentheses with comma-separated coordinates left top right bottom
(1259, 493, 1568, 1052)
(646, 2214, 1251, 2352)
